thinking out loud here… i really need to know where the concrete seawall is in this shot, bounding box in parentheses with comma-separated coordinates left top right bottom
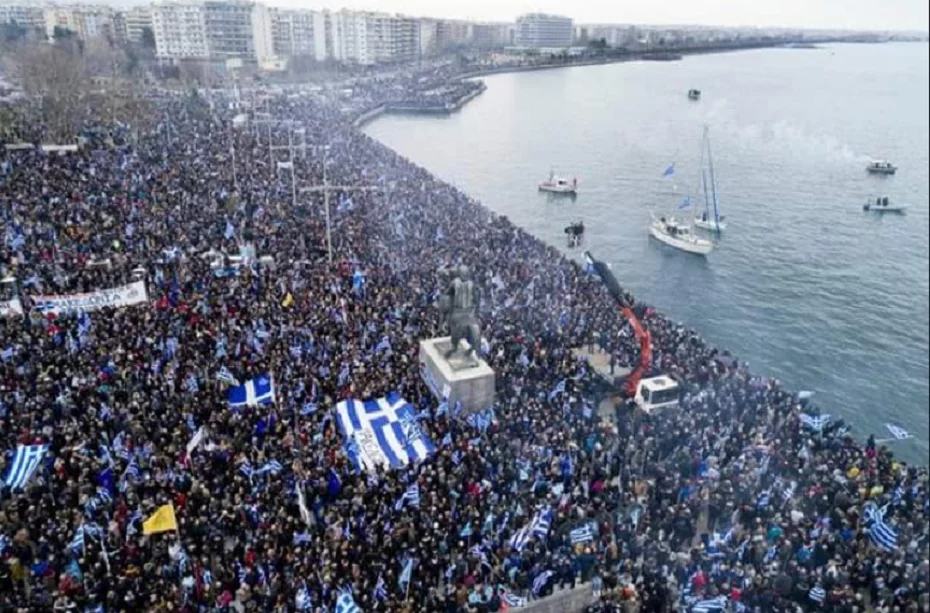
(353, 82, 488, 127)
(521, 584, 597, 613)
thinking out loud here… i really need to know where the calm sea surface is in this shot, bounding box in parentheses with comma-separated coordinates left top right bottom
(365, 43, 930, 464)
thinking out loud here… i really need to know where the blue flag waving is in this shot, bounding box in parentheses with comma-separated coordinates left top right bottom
(227, 374, 276, 408)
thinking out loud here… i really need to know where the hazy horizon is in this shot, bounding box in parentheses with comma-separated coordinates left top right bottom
(58, 0, 929, 34)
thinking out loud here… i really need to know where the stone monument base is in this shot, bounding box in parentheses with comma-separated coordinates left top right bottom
(419, 337, 495, 416)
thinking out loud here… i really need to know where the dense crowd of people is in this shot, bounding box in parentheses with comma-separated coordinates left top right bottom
(1, 69, 927, 613)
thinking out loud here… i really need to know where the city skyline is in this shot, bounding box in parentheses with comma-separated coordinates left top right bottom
(50, 0, 930, 33)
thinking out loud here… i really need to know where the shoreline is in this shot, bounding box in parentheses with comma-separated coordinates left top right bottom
(357, 55, 926, 466)
(355, 40, 833, 129)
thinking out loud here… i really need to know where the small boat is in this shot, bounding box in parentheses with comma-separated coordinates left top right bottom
(539, 170, 577, 194)
(863, 197, 907, 213)
(564, 220, 585, 248)
(866, 160, 897, 175)
(649, 215, 715, 255)
(688, 89, 701, 100)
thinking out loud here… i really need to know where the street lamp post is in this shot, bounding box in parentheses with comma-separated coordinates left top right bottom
(298, 164, 387, 263)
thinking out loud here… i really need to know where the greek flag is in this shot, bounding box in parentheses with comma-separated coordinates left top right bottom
(184, 374, 199, 394)
(395, 483, 421, 511)
(508, 507, 552, 552)
(70, 526, 85, 555)
(863, 502, 898, 551)
(809, 586, 826, 604)
(295, 584, 313, 611)
(467, 410, 492, 432)
(4, 444, 49, 490)
(227, 374, 276, 407)
(893, 484, 905, 506)
(399, 556, 414, 588)
(335, 394, 436, 472)
(504, 592, 527, 608)
(374, 573, 388, 601)
(800, 413, 831, 431)
(885, 423, 912, 440)
(532, 570, 554, 595)
(692, 597, 727, 612)
(548, 379, 566, 401)
(570, 524, 594, 545)
(756, 489, 771, 509)
(335, 591, 360, 613)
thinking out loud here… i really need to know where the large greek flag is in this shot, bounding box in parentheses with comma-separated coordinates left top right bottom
(4, 444, 49, 490)
(336, 394, 436, 472)
(227, 374, 276, 408)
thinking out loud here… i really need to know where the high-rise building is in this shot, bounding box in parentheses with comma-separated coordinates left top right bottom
(327, 10, 419, 65)
(151, 0, 275, 63)
(471, 22, 508, 49)
(269, 8, 316, 58)
(515, 13, 573, 49)
(114, 6, 152, 45)
(151, 1, 209, 60)
(0, 4, 46, 34)
(435, 19, 469, 51)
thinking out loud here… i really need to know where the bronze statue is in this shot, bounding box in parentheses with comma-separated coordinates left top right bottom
(438, 264, 481, 364)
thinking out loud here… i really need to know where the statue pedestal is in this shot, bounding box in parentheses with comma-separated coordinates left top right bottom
(419, 337, 495, 416)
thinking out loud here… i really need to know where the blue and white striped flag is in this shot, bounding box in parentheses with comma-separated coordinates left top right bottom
(532, 570, 554, 595)
(70, 526, 85, 555)
(395, 483, 421, 511)
(809, 586, 826, 604)
(398, 556, 414, 588)
(4, 444, 49, 490)
(756, 489, 771, 509)
(184, 374, 199, 394)
(335, 394, 436, 472)
(548, 380, 566, 401)
(504, 592, 527, 608)
(335, 590, 360, 613)
(692, 596, 727, 613)
(373, 572, 388, 601)
(570, 524, 594, 545)
(295, 583, 313, 611)
(863, 502, 898, 551)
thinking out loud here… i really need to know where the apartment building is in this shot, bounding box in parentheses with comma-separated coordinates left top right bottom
(515, 13, 573, 49)
(151, 0, 274, 63)
(0, 4, 46, 32)
(471, 22, 508, 49)
(269, 8, 315, 58)
(151, 1, 209, 59)
(435, 18, 469, 51)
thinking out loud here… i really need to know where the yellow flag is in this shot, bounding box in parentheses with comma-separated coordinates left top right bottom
(282, 292, 294, 308)
(142, 504, 177, 535)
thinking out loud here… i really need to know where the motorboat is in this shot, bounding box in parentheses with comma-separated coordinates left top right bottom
(863, 197, 907, 213)
(564, 221, 585, 248)
(694, 212, 727, 232)
(649, 215, 715, 255)
(539, 170, 577, 194)
(866, 160, 897, 175)
(688, 89, 701, 100)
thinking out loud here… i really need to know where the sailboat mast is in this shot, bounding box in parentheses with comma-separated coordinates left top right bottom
(706, 128, 721, 232)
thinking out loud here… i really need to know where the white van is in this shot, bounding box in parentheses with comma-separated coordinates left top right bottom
(634, 376, 680, 413)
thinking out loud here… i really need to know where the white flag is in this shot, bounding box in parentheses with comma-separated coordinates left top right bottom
(277, 161, 293, 170)
(297, 484, 312, 527)
(185, 426, 206, 459)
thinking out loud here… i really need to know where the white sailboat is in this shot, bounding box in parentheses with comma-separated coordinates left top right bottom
(693, 127, 726, 233)
(648, 128, 717, 256)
